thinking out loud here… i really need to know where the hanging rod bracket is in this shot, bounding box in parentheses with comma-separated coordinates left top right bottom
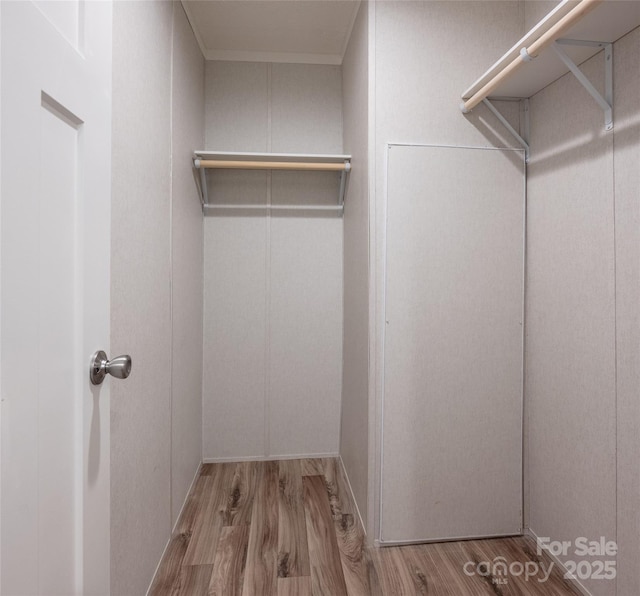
(552, 39, 613, 131)
(482, 98, 530, 162)
(519, 47, 534, 62)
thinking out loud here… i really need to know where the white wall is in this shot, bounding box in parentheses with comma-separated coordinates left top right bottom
(340, 1, 370, 534)
(524, 0, 560, 30)
(381, 144, 525, 543)
(170, 1, 205, 527)
(370, 0, 525, 541)
(526, 25, 640, 596)
(111, 3, 203, 593)
(202, 61, 344, 461)
(612, 27, 640, 596)
(0, 7, 3, 588)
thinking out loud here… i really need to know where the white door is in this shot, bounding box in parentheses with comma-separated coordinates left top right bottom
(1, 1, 112, 594)
(381, 144, 525, 543)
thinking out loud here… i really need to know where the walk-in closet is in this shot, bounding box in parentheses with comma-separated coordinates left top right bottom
(1, 0, 639, 595)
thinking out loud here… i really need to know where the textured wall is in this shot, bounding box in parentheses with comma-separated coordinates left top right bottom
(170, 3, 204, 527)
(202, 61, 344, 461)
(612, 27, 640, 596)
(526, 25, 640, 596)
(371, 0, 525, 542)
(340, 1, 370, 534)
(111, 3, 203, 593)
(381, 145, 525, 543)
(171, 4, 204, 522)
(111, 3, 173, 592)
(524, 0, 561, 30)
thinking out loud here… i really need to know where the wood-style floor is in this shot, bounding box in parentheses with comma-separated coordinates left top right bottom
(150, 458, 578, 596)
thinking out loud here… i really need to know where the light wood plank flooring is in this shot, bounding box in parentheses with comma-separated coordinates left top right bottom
(150, 458, 578, 595)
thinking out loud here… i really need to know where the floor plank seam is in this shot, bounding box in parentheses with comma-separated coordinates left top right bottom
(151, 458, 580, 596)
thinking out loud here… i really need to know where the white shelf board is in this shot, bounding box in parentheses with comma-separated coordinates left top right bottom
(463, 0, 640, 100)
(193, 150, 351, 163)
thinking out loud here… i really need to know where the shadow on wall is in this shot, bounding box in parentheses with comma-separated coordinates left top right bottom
(199, 169, 346, 219)
(466, 102, 640, 178)
(463, 102, 527, 171)
(528, 120, 640, 176)
(88, 386, 102, 487)
(203, 209, 343, 220)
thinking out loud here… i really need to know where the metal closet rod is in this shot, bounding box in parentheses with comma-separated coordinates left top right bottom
(461, 0, 602, 113)
(194, 159, 351, 172)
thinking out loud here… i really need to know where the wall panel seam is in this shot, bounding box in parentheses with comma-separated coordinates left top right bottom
(368, 0, 379, 541)
(264, 62, 272, 458)
(611, 114, 618, 595)
(168, 0, 175, 539)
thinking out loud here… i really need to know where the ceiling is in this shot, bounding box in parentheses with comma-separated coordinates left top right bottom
(181, 0, 361, 64)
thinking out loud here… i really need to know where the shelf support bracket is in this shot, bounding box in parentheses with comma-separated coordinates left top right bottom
(338, 161, 350, 207)
(552, 40, 613, 131)
(194, 159, 209, 207)
(482, 98, 530, 162)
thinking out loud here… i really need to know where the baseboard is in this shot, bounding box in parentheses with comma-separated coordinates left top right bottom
(524, 528, 593, 596)
(378, 532, 522, 547)
(171, 462, 203, 534)
(338, 455, 367, 540)
(145, 461, 202, 596)
(202, 452, 339, 464)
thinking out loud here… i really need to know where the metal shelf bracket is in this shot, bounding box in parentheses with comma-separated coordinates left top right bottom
(338, 162, 350, 207)
(198, 166, 208, 209)
(553, 39, 613, 131)
(482, 98, 530, 162)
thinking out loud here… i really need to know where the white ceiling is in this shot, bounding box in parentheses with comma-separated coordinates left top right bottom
(181, 0, 361, 64)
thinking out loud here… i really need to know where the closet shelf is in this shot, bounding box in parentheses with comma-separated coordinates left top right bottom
(460, 0, 640, 146)
(193, 151, 352, 212)
(461, 0, 639, 106)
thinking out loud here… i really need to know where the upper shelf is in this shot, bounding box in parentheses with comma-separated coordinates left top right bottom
(193, 151, 352, 212)
(194, 151, 351, 169)
(462, 0, 640, 102)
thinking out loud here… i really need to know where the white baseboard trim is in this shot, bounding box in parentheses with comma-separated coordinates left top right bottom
(338, 455, 367, 540)
(524, 528, 593, 596)
(202, 452, 339, 464)
(146, 461, 202, 596)
(378, 532, 522, 547)
(171, 462, 203, 534)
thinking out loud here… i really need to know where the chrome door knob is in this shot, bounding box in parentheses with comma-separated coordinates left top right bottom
(90, 350, 132, 385)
